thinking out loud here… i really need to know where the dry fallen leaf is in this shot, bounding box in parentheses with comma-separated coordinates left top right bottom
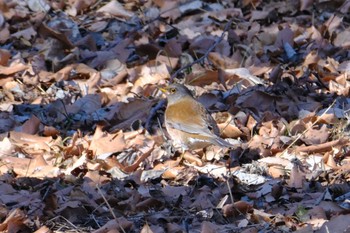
(222, 201, 253, 218)
(97, 0, 134, 18)
(89, 125, 126, 156)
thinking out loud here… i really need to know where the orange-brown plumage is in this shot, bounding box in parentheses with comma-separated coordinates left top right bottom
(160, 84, 232, 150)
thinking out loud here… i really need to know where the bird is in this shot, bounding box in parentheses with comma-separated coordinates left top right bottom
(159, 83, 233, 150)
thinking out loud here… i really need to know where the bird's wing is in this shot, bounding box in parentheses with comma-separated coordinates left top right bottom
(165, 99, 219, 137)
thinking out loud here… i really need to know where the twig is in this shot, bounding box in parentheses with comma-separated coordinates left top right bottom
(48, 215, 78, 230)
(312, 71, 328, 90)
(96, 184, 126, 233)
(226, 179, 234, 204)
(170, 18, 233, 81)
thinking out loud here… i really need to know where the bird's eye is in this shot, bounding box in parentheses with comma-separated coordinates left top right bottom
(170, 88, 176, 94)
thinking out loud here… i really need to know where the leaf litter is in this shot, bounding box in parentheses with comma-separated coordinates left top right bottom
(0, 0, 350, 232)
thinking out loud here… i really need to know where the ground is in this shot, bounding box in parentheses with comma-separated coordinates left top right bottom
(0, 0, 350, 232)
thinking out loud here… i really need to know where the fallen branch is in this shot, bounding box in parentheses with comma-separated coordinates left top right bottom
(295, 138, 349, 153)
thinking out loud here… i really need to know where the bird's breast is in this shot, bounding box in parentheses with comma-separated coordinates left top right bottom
(165, 99, 203, 126)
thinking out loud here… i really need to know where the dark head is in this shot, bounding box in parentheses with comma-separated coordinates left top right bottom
(159, 84, 194, 104)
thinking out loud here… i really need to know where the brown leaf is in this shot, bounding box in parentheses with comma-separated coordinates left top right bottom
(0, 48, 10, 66)
(0, 62, 28, 75)
(334, 29, 350, 47)
(21, 115, 41, 135)
(135, 198, 163, 212)
(0, 26, 10, 43)
(42, 126, 60, 137)
(140, 222, 154, 233)
(222, 201, 253, 217)
(38, 23, 74, 49)
(159, 1, 180, 21)
(208, 52, 239, 69)
(323, 152, 337, 168)
(0, 208, 29, 232)
(89, 125, 126, 156)
(34, 226, 53, 233)
(9, 131, 56, 153)
(164, 38, 183, 57)
(183, 151, 203, 166)
(123, 142, 154, 173)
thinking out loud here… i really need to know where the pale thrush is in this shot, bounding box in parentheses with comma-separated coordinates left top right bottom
(159, 84, 233, 150)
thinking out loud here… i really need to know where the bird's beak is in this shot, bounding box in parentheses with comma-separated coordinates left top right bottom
(158, 86, 168, 94)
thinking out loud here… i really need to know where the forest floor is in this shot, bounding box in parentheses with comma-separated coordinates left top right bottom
(0, 0, 350, 232)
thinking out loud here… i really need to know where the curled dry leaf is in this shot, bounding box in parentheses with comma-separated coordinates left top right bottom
(0, 62, 28, 75)
(222, 201, 253, 218)
(295, 138, 349, 154)
(42, 126, 60, 137)
(97, 0, 134, 18)
(183, 151, 203, 166)
(159, 1, 180, 21)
